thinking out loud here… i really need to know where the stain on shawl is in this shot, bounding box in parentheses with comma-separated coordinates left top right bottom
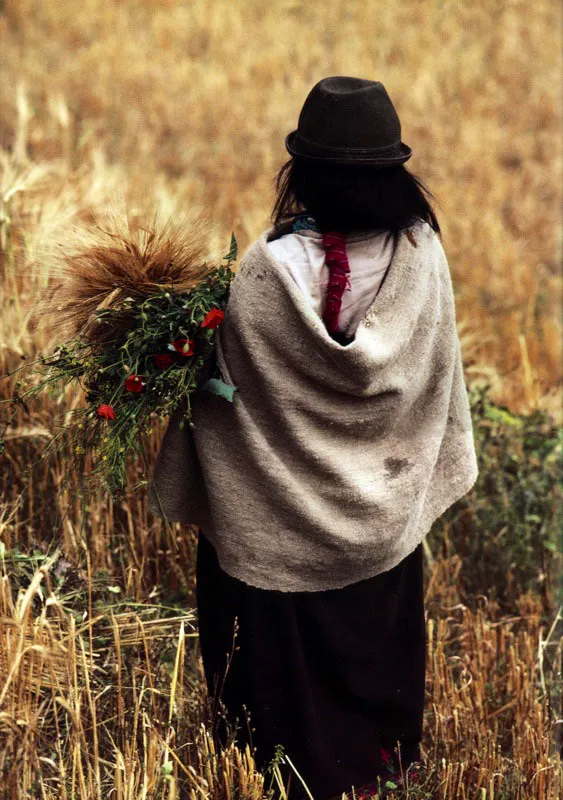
(384, 457, 413, 479)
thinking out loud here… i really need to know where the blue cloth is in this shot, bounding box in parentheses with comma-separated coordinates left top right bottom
(292, 214, 321, 233)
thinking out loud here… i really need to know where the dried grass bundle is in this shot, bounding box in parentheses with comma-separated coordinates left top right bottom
(36, 206, 224, 345)
(5, 206, 236, 496)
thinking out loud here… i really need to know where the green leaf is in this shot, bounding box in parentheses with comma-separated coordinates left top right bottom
(385, 780, 398, 789)
(201, 378, 237, 402)
(223, 232, 238, 264)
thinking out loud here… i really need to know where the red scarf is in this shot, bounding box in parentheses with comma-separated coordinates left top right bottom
(321, 231, 352, 334)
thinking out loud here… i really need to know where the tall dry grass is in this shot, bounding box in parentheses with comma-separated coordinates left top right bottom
(0, 540, 560, 799)
(0, 0, 562, 797)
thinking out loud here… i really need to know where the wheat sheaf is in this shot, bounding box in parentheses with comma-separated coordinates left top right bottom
(38, 208, 223, 346)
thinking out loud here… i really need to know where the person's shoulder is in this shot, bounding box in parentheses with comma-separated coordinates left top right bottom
(413, 222, 452, 287)
(408, 220, 444, 257)
(237, 230, 269, 264)
(267, 229, 319, 263)
(411, 218, 436, 241)
(232, 228, 276, 280)
(240, 224, 311, 265)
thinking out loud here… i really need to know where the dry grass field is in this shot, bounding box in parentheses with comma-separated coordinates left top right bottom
(0, 1, 562, 798)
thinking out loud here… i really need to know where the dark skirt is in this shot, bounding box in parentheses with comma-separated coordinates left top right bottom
(195, 530, 426, 800)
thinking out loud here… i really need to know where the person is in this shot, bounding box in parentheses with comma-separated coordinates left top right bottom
(148, 76, 479, 799)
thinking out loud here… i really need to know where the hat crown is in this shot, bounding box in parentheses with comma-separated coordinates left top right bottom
(298, 77, 401, 151)
(286, 76, 411, 165)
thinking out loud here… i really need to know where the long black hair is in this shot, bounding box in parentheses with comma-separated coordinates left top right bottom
(271, 157, 441, 239)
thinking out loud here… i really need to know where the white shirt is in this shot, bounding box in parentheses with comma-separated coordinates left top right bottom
(267, 228, 395, 336)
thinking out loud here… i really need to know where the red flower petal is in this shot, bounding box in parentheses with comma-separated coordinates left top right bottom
(96, 404, 115, 420)
(201, 308, 225, 329)
(154, 353, 174, 369)
(124, 374, 144, 393)
(172, 338, 195, 356)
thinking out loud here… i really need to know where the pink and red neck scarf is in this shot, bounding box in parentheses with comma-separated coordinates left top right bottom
(321, 231, 352, 334)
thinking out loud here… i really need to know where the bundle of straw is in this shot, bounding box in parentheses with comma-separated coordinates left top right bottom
(2, 209, 237, 496)
(42, 209, 226, 342)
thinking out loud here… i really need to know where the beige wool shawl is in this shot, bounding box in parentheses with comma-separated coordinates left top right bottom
(148, 218, 479, 592)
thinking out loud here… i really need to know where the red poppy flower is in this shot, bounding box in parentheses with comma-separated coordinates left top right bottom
(172, 338, 195, 356)
(124, 374, 144, 393)
(201, 308, 225, 329)
(96, 404, 115, 420)
(379, 747, 393, 765)
(154, 353, 174, 369)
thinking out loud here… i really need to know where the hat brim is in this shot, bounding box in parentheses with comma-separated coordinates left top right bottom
(285, 130, 412, 166)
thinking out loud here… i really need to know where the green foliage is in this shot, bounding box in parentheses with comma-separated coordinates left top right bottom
(428, 380, 562, 613)
(223, 231, 238, 265)
(1, 265, 234, 498)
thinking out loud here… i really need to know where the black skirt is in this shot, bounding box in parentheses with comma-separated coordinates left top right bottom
(195, 530, 426, 800)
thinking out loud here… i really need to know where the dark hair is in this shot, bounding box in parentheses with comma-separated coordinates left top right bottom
(271, 157, 441, 239)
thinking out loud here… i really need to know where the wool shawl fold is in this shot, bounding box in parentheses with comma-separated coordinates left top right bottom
(148, 219, 479, 592)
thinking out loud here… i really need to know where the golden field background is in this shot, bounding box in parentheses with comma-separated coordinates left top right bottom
(0, 1, 562, 798)
(1, 0, 562, 415)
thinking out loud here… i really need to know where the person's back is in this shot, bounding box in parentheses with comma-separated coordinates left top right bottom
(267, 221, 395, 340)
(149, 76, 478, 799)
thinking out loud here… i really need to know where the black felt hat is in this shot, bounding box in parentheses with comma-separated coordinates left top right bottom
(285, 76, 412, 166)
